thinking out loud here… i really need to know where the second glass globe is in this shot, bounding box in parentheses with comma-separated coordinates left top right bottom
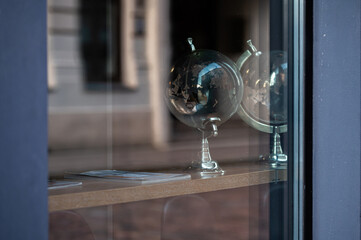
(240, 49, 288, 126)
(236, 40, 288, 166)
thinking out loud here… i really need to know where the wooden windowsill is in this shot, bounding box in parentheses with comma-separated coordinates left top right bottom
(48, 161, 287, 212)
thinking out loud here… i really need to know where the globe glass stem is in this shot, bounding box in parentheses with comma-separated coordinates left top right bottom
(189, 124, 224, 176)
(201, 131, 211, 164)
(260, 126, 287, 168)
(269, 131, 288, 167)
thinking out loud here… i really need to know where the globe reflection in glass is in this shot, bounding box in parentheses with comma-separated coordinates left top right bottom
(240, 50, 287, 126)
(237, 40, 288, 166)
(165, 38, 243, 175)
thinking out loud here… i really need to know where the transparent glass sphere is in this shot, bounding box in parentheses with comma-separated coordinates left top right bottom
(240, 51, 287, 126)
(165, 49, 243, 130)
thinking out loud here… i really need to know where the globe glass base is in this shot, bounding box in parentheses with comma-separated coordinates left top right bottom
(259, 130, 288, 168)
(187, 160, 225, 177)
(185, 128, 225, 177)
(260, 154, 288, 169)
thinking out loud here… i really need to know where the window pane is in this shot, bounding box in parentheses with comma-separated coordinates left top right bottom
(48, 0, 299, 239)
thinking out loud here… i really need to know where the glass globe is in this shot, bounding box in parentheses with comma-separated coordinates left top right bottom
(236, 40, 288, 167)
(240, 50, 287, 126)
(165, 38, 243, 174)
(166, 49, 243, 130)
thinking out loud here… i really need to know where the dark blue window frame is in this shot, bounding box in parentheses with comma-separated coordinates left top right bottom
(0, 0, 48, 239)
(312, 0, 360, 239)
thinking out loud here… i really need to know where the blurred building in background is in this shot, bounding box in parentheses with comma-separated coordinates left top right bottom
(47, 0, 275, 176)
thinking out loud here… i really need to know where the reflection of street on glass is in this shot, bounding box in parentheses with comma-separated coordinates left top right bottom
(48, 0, 289, 238)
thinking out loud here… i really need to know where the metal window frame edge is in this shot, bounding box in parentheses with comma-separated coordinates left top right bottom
(292, 0, 305, 239)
